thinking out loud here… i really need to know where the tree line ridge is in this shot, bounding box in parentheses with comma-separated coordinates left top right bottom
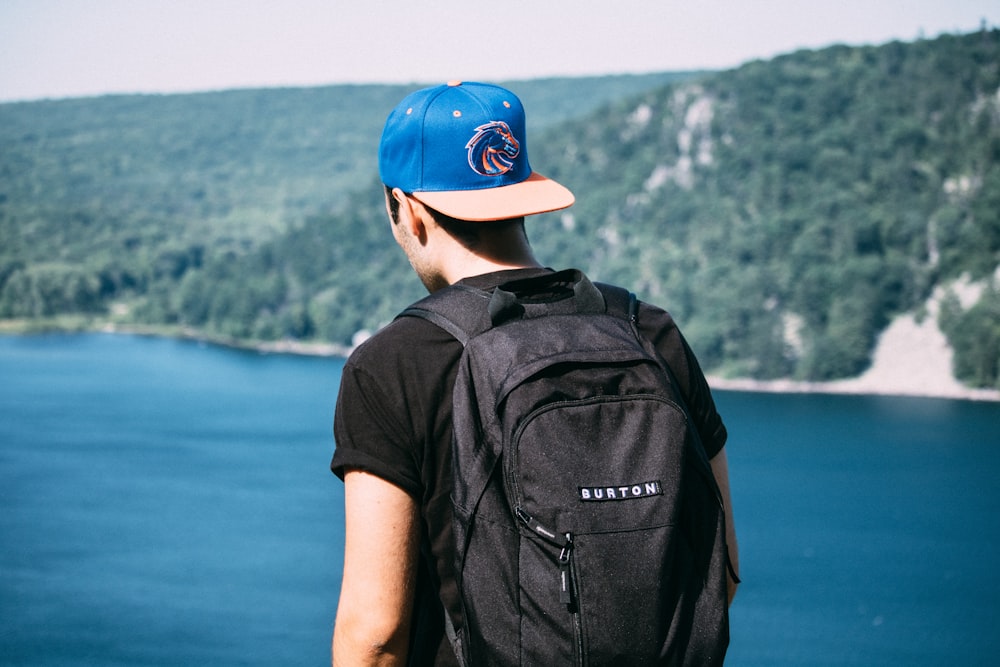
(1, 31, 998, 388)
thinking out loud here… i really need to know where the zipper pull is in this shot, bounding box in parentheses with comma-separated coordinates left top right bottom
(515, 507, 559, 542)
(515, 509, 575, 607)
(558, 533, 574, 606)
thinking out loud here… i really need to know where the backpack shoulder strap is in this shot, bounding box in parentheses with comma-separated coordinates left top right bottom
(397, 284, 493, 346)
(594, 282, 639, 324)
(398, 270, 618, 345)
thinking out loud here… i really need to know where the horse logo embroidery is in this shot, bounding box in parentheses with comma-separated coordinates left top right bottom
(465, 121, 520, 176)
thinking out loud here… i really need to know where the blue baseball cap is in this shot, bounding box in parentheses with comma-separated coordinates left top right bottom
(378, 81, 574, 222)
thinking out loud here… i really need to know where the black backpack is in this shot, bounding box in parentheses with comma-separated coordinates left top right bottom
(401, 269, 732, 666)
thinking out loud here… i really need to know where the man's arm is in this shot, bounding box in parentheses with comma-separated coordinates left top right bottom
(709, 450, 740, 605)
(332, 470, 421, 667)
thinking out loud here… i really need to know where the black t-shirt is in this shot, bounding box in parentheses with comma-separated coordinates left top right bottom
(331, 268, 728, 665)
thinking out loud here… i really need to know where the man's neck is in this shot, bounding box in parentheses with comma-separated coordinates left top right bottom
(441, 254, 542, 287)
(422, 214, 542, 290)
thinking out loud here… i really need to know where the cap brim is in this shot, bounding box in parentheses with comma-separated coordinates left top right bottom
(411, 172, 574, 222)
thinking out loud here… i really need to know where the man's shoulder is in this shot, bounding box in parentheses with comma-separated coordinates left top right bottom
(345, 309, 463, 371)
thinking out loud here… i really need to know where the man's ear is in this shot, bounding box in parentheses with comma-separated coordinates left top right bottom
(384, 187, 405, 224)
(390, 188, 429, 243)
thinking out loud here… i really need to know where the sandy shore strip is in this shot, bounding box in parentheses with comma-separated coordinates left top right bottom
(708, 311, 1000, 402)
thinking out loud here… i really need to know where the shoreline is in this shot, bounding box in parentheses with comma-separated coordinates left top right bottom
(3, 320, 997, 403)
(704, 375, 1000, 402)
(253, 332, 1000, 402)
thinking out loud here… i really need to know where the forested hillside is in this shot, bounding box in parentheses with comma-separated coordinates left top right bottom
(533, 30, 1000, 384)
(0, 72, 685, 328)
(2, 31, 998, 387)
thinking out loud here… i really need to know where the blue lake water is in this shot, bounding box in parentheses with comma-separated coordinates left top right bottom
(2, 333, 998, 665)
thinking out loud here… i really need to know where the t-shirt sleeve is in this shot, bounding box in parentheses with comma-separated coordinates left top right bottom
(677, 332, 728, 459)
(637, 302, 728, 459)
(331, 343, 423, 498)
(330, 315, 463, 501)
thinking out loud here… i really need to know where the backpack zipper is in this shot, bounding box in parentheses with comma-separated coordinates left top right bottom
(514, 508, 576, 606)
(516, 508, 586, 664)
(558, 532, 574, 605)
(560, 532, 586, 667)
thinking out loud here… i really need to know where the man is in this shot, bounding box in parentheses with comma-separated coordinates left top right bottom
(331, 81, 738, 666)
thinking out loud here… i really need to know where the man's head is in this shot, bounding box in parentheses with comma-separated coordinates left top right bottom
(384, 184, 525, 252)
(378, 81, 574, 223)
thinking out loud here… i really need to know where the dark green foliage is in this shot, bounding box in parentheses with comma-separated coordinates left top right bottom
(1, 33, 998, 386)
(0, 263, 103, 317)
(0, 72, 682, 343)
(531, 30, 1000, 381)
(940, 287, 1000, 388)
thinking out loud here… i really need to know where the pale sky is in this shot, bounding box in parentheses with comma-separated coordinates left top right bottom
(0, 0, 997, 103)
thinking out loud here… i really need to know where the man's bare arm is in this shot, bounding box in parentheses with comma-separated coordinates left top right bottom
(710, 450, 740, 605)
(332, 470, 421, 666)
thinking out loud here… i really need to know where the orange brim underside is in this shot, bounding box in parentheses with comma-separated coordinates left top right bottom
(412, 172, 575, 222)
